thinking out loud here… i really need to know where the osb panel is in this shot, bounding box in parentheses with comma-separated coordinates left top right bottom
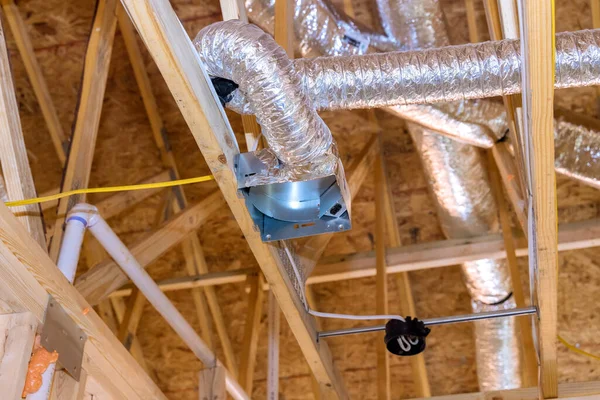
(3, 0, 600, 398)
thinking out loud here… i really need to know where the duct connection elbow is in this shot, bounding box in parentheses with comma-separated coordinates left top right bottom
(195, 20, 352, 242)
(195, 20, 332, 166)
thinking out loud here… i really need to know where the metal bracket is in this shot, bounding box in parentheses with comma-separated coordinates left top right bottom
(40, 296, 87, 380)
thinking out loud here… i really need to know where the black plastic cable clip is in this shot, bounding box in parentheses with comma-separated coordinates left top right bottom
(384, 316, 430, 356)
(210, 77, 239, 106)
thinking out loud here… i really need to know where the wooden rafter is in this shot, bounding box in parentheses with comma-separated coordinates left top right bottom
(518, 0, 558, 396)
(0, 312, 37, 399)
(483, 0, 529, 220)
(238, 273, 266, 394)
(119, 1, 348, 396)
(0, 14, 45, 247)
(109, 217, 600, 297)
(0, 0, 67, 164)
(487, 151, 537, 386)
(374, 152, 391, 400)
(381, 149, 430, 397)
(47, 0, 118, 262)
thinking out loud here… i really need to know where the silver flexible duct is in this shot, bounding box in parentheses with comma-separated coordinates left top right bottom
(386, 0, 521, 391)
(246, 0, 386, 56)
(194, 20, 332, 166)
(228, 29, 600, 112)
(245, 0, 501, 148)
(555, 119, 600, 190)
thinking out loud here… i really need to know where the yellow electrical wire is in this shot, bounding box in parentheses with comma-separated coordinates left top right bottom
(5, 174, 215, 207)
(558, 334, 600, 361)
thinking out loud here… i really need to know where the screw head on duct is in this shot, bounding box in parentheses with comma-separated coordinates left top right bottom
(384, 316, 430, 356)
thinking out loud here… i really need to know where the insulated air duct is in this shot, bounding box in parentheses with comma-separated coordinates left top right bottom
(376, 0, 521, 390)
(194, 21, 352, 242)
(227, 29, 600, 112)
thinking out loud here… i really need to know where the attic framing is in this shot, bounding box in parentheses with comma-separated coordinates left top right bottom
(0, 0, 599, 399)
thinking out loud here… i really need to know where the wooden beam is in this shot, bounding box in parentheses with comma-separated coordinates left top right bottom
(117, 288, 146, 351)
(238, 274, 266, 394)
(381, 156, 430, 397)
(119, 0, 348, 396)
(483, 0, 529, 220)
(374, 154, 390, 400)
(47, 0, 118, 262)
(0, 312, 37, 399)
(75, 190, 224, 305)
(487, 151, 537, 387)
(0, 0, 67, 164)
(465, 0, 480, 43)
(185, 237, 239, 377)
(0, 201, 166, 399)
(118, 7, 236, 375)
(518, 0, 558, 396)
(199, 365, 227, 400)
(108, 297, 154, 377)
(49, 369, 88, 400)
(266, 290, 280, 400)
(0, 14, 45, 247)
(491, 142, 527, 231)
(412, 381, 600, 400)
(108, 217, 600, 296)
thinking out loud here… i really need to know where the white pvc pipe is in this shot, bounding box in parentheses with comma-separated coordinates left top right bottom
(80, 206, 249, 400)
(28, 205, 91, 400)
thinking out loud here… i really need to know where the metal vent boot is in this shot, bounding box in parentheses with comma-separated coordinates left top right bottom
(235, 151, 351, 242)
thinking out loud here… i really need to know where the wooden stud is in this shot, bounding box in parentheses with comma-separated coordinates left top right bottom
(379, 141, 430, 397)
(218, 0, 247, 21)
(518, 0, 558, 396)
(465, 0, 480, 43)
(266, 291, 280, 400)
(374, 153, 391, 400)
(0, 13, 45, 247)
(109, 297, 154, 377)
(75, 191, 223, 305)
(184, 235, 239, 376)
(483, 0, 529, 218)
(117, 288, 146, 351)
(180, 237, 214, 349)
(487, 151, 537, 387)
(49, 369, 88, 400)
(238, 274, 266, 394)
(0, 0, 67, 164)
(491, 142, 527, 231)
(199, 365, 227, 400)
(47, 0, 118, 262)
(0, 312, 37, 399)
